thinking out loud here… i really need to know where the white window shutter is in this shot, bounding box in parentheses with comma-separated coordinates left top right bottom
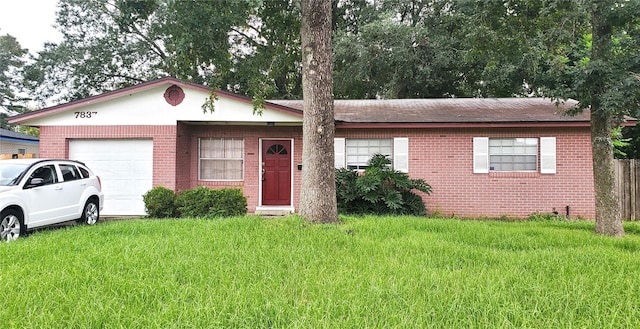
(540, 137, 556, 174)
(334, 138, 346, 169)
(393, 137, 409, 173)
(473, 137, 489, 173)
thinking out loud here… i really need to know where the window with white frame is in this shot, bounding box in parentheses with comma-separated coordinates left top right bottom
(199, 138, 244, 180)
(473, 137, 556, 174)
(345, 139, 393, 170)
(489, 138, 538, 171)
(335, 138, 409, 172)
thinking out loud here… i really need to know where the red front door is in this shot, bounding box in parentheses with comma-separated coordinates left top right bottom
(262, 140, 292, 206)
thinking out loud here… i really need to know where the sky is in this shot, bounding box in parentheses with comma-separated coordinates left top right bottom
(0, 0, 62, 54)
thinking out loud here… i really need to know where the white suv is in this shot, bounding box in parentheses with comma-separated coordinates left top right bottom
(0, 159, 104, 241)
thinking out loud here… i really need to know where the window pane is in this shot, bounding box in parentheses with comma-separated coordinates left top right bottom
(489, 138, 538, 172)
(345, 139, 394, 169)
(201, 139, 224, 158)
(60, 164, 81, 181)
(379, 146, 392, 156)
(199, 138, 244, 180)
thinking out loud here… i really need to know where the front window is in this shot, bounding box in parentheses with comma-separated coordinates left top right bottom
(489, 138, 538, 172)
(0, 163, 29, 186)
(346, 139, 393, 170)
(199, 138, 244, 180)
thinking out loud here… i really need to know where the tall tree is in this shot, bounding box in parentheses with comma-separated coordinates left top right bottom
(586, 1, 630, 236)
(299, 0, 338, 223)
(0, 33, 28, 128)
(538, 0, 639, 236)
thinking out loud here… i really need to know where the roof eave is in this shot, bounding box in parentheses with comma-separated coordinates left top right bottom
(335, 121, 594, 129)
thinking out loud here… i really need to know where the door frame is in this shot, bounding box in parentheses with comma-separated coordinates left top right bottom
(257, 138, 295, 212)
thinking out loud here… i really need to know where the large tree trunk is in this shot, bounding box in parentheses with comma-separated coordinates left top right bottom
(299, 0, 338, 223)
(591, 110, 624, 236)
(590, 2, 624, 237)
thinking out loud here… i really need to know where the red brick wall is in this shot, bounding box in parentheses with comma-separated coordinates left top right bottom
(336, 126, 595, 219)
(39, 125, 178, 190)
(39, 124, 595, 219)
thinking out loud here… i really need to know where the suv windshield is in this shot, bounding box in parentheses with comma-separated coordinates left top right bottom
(0, 163, 29, 186)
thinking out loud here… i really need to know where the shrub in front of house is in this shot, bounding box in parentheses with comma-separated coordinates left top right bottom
(335, 153, 432, 216)
(142, 186, 177, 218)
(214, 188, 248, 217)
(175, 186, 247, 218)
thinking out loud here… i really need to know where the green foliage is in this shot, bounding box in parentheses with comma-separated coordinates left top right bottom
(620, 124, 640, 159)
(24, 0, 302, 105)
(613, 126, 632, 158)
(333, 3, 469, 99)
(214, 188, 249, 217)
(142, 186, 177, 218)
(336, 154, 431, 215)
(16, 0, 640, 175)
(400, 191, 427, 216)
(0, 33, 29, 129)
(175, 186, 247, 218)
(175, 186, 216, 218)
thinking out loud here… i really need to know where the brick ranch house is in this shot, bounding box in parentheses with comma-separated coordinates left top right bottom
(10, 77, 633, 218)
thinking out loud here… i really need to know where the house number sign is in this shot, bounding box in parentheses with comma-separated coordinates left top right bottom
(74, 111, 98, 118)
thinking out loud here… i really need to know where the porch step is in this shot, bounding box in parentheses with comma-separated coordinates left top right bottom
(254, 209, 293, 217)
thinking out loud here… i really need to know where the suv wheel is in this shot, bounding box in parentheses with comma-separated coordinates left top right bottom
(78, 199, 100, 225)
(1, 209, 24, 241)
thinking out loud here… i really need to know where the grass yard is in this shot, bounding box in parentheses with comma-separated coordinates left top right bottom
(1, 216, 640, 328)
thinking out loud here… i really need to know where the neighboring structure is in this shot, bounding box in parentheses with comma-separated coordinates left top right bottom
(9, 77, 635, 218)
(0, 128, 39, 159)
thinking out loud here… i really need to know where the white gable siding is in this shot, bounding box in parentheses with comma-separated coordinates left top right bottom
(20, 86, 302, 126)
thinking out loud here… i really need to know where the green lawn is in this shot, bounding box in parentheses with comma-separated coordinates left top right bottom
(2, 216, 640, 328)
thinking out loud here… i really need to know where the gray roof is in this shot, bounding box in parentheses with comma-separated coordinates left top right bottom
(268, 98, 591, 124)
(0, 128, 39, 141)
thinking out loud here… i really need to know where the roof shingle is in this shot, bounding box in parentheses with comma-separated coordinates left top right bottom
(268, 98, 590, 124)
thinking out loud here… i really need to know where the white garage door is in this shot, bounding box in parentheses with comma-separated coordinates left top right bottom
(69, 139, 153, 216)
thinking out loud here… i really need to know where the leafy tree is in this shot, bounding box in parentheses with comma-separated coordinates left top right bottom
(333, 0, 472, 98)
(585, 0, 638, 236)
(613, 126, 632, 158)
(299, 0, 338, 223)
(23, 0, 166, 106)
(0, 33, 28, 128)
(619, 125, 640, 159)
(23, 0, 304, 106)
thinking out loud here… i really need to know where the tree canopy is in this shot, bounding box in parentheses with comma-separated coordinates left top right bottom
(13, 1, 638, 113)
(4, 0, 639, 233)
(0, 32, 28, 128)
